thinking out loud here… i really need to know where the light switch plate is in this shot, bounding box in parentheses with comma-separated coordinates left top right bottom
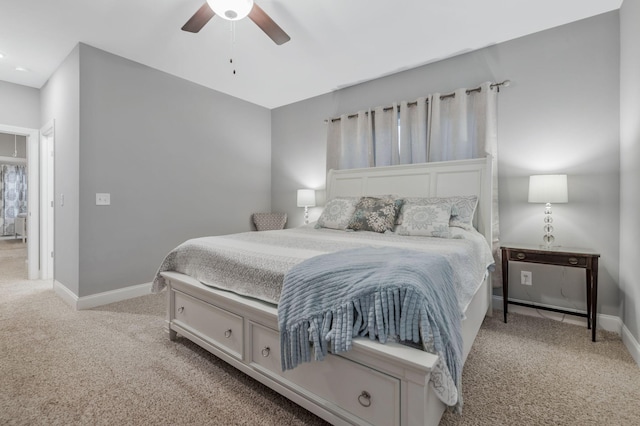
(96, 193, 111, 206)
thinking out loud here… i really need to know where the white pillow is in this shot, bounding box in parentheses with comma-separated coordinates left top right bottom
(396, 197, 452, 225)
(315, 197, 361, 230)
(395, 203, 452, 238)
(448, 195, 478, 230)
(397, 195, 478, 231)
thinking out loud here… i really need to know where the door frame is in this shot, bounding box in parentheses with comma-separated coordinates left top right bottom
(0, 123, 41, 279)
(40, 120, 55, 280)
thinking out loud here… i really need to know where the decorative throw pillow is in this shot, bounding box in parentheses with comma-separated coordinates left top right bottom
(448, 195, 478, 230)
(396, 197, 452, 225)
(395, 203, 452, 238)
(347, 197, 402, 233)
(315, 197, 361, 230)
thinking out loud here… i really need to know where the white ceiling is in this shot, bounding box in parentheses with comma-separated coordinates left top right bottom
(0, 0, 622, 109)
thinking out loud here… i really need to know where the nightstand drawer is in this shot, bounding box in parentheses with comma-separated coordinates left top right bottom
(508, 250, 587, 267)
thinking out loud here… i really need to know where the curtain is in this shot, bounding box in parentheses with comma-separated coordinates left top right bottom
(0, 164, 28, 236)
(325, 82, 501, 285)
(428, 84, 497, 161)
(428, 82, 501, 285)
(399, 97, 429, 164)
(326, 111, 373, 171)
(372, 103, 399, 166)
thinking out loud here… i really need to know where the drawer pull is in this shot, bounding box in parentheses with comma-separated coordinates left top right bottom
(224, 329, 232, 338)
(261, 347, 271, 357)
(358, 391, 371, 408)
(177, 306, 184, 314)
(568, 257, 579, 265)
(516, 253, 526, 260)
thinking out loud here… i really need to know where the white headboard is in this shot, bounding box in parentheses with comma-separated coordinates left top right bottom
(326, 157, 493, 244)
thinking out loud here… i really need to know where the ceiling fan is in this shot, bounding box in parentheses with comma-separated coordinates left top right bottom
(182, 0, 291, 45)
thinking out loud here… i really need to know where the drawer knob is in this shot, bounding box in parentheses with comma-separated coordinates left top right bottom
(516, 253, 526, 260)
(358, 391, 371, 408)
(177, 306, 184, 314)
(224, 329, 232, 338)
(568, 257, 579, 265)
(261, 347, 271, 357)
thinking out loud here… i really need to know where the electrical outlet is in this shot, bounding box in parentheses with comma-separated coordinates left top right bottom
(96, 193, 111, 206)
(521, 271, 532, 286)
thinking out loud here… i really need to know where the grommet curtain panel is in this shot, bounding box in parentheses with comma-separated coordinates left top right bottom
(326, 82, 501, 286)
(0, 164, 28, 236)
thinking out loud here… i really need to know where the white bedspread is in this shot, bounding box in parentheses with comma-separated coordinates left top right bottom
(153, 225, 494, 314)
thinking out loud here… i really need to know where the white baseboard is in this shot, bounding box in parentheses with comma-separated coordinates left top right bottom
(492, 295, 622, 335)
(622, 324, 640, 366)
(53, 280, 152, 310)
(54, 280, 79, 308)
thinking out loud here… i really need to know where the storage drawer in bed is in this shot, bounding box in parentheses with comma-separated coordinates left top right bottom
(249, 322, 400, 426)
(173, 290, 243, 360)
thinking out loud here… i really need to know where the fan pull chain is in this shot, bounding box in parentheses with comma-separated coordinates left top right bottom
(230, 22, 236, 75)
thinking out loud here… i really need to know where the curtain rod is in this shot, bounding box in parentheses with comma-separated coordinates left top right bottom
(324, 80, 511, 123)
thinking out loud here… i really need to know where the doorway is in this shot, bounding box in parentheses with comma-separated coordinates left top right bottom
(0, 123, 52, 281)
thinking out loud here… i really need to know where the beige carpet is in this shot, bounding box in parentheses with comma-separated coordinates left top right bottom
(0, 239, 28, 279)
(1, 245, 639, 425)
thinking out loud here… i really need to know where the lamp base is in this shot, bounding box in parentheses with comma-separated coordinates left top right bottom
(542, 202, 555, 248)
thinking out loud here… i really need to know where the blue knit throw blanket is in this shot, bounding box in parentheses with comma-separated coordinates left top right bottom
(278, 246, 463, 409)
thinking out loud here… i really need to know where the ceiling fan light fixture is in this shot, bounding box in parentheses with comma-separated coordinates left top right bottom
(207, 0, 254, 21)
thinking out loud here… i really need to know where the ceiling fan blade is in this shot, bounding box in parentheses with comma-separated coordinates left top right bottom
(182, 2, 216, 33)
(248, 3, 291, 45)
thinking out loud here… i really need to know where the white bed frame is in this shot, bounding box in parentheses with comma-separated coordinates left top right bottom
(161, 157, 493, 426)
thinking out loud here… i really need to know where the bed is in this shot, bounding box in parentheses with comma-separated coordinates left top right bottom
(153, 157, 494, 426)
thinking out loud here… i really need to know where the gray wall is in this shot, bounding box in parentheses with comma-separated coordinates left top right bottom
(272, 12, 621, 317)
(620, 0, 640, 344)
(75, 44, 271, 297)
(41, 46, 81, 295)
(0, 80, 40, 129)
(0, 133, 27, 158)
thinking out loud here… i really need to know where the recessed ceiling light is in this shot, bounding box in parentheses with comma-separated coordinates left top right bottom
(15, 66, 29, 72)
(0, 52, 5, 59)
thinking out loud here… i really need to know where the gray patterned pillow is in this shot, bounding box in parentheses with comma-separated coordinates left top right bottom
(347, 197, 401, 233)
(397, 197, 452, 225)
(448, 195, 478, 230)
(315, 197, 361, 230)
(395, 203, 452, 238)
(397, 196, 478, 230)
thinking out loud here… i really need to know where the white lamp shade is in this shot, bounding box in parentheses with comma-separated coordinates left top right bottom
(528, 175, 568, 203)
(297, 189, 316, 207)
(207, 0, 254, 20)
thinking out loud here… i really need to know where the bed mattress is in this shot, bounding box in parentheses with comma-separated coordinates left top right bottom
(153, 224, 494, 314)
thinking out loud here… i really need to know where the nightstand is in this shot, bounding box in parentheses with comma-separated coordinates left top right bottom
(501, 244, 600, 342)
